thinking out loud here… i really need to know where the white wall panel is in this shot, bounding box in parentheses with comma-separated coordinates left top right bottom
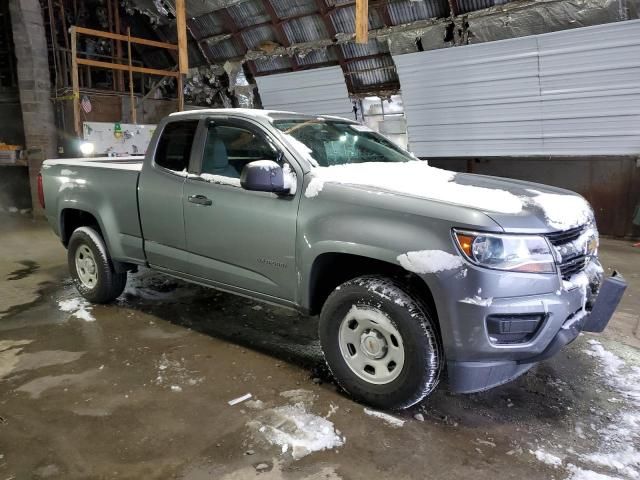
(394, 20, 640, 157)
(255, 66, 353, 119)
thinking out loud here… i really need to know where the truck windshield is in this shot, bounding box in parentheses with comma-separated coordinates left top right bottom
(273, 119, 414, 167)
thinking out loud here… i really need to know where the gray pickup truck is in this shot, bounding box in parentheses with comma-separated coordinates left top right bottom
(40, 108, 626, 410)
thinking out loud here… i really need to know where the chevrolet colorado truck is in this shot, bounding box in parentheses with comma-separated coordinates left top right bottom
(40, 109, 627, 410)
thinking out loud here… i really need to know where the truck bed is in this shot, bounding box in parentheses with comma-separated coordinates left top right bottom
(42, 156, 146, 265)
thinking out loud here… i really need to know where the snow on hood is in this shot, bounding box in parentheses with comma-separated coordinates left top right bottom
(525, 189, 593, 230)
(304, 162, 593, 231)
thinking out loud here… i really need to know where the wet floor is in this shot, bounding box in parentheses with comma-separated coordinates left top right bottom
(0, 213, 639, 480)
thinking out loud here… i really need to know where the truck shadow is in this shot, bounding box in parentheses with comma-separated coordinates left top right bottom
(117, 269, 594, 425)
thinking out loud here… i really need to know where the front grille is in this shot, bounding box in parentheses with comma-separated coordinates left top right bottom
(546, 225, 584, 246)
(546, 225, 589, 280)
(559, 255, 589, 278)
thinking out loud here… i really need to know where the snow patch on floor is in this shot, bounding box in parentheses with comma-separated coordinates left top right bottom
(249, 403, 344, 459)
(58, 297, 95, 322)
(577, 340, 640, 479)
(397, 250, 463, 275)
(363, 408, 405, 428)
(530, 339, 640, 479)
(567, 464, 623, 480)
(154, 353, 203, 390)
(531, 449, 563, 467)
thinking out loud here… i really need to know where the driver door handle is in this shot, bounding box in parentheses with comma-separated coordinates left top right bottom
(188, 194, 212, 206)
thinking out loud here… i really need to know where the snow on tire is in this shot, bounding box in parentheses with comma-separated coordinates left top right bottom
(319, 275, 442, 410)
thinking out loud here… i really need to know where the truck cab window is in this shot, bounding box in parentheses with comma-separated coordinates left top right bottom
(155, 120, 198, 173)
(202, 124, 279, 180)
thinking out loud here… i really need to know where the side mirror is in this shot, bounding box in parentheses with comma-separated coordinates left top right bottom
(240, 160, 288, 193)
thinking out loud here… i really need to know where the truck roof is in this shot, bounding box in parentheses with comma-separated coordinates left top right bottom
(168, 108, 355, 123)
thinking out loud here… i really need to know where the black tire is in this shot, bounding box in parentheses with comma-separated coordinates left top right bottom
(319, 275, 442, 410)
(67, 226, 127, 303)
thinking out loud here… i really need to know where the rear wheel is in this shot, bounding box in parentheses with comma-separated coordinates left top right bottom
(319, 275, 442, 410)
(68, 226, 127, 303)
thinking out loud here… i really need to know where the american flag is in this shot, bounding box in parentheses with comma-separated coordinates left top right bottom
(81, 95, 92, 113)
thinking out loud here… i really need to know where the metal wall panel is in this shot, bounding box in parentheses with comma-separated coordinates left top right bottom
(394, 20, 640, 157)
(255, 66, 353, 118)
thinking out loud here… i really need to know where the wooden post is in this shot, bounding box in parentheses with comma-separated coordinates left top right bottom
(71, 26, 81, 137)
(176, 0, 188, 74)
(177, 73, 184, 111)
(176, 0, 187, 112)
(127, 27, 136, 123)
(355, 0, 368, 44)
(114, 0, 124, 90)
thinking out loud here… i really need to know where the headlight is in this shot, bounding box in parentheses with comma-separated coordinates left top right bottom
(453, 229, 556, 274)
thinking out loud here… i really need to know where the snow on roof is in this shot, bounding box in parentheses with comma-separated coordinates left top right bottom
(169, 108, 314, 119)
(169, 108, 353, 123)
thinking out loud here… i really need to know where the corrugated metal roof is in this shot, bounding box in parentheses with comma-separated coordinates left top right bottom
(283, 15, 329, 43)
(130, 0, 526, 92)
(241, 24, 278, 49)
(458, 0, 512, 14)
(340, 39, 386, 59)
(324, 0, 354, 7)
(387, 0, 448, 24)
(346, 56, 399, 90)
(202, 37, 242, 60)
(254, 56, 292, 72)
(269, 0, 318, 19)
(296, 48, 336, 65)
(159, 0, 217, 18)
(188, 11, 226, 39)
(227, 0, 271, 28)
(329, 5, 383, 34)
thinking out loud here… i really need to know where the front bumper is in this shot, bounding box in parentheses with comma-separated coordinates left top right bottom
(445, 271, 627, 394)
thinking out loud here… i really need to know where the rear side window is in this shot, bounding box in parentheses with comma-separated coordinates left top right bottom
(155, 120, 198, 173)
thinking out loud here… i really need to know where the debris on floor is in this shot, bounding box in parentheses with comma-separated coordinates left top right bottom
(363, 408, 406, 428)
(228, 393, 252, 406)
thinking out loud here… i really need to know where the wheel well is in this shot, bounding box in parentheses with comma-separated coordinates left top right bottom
(60, 209, 102, 247)
(308, 253, 438, 320)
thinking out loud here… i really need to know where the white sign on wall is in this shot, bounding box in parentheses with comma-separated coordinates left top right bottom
(83, 122, 156, 155)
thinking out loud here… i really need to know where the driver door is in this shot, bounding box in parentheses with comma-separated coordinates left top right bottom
(182, 118, 300, 302)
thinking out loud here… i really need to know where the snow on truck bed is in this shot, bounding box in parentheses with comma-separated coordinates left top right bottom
(44, 156, 144, 171)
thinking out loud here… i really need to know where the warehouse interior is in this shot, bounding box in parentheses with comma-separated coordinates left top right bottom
(1, 0, 640, 478)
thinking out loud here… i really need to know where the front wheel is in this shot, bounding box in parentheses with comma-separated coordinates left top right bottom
(319, 276, 442, 410)
(68, 226, 127, 303)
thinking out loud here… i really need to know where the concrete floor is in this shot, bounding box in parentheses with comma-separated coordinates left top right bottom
(1, 213, 639, 480)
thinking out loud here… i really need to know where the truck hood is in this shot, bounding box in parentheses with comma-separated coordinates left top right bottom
(304, 162, 594, 232)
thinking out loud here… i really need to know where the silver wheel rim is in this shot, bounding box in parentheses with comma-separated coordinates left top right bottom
(338, 306, 405, 385)
(75, 244, 98, 289)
